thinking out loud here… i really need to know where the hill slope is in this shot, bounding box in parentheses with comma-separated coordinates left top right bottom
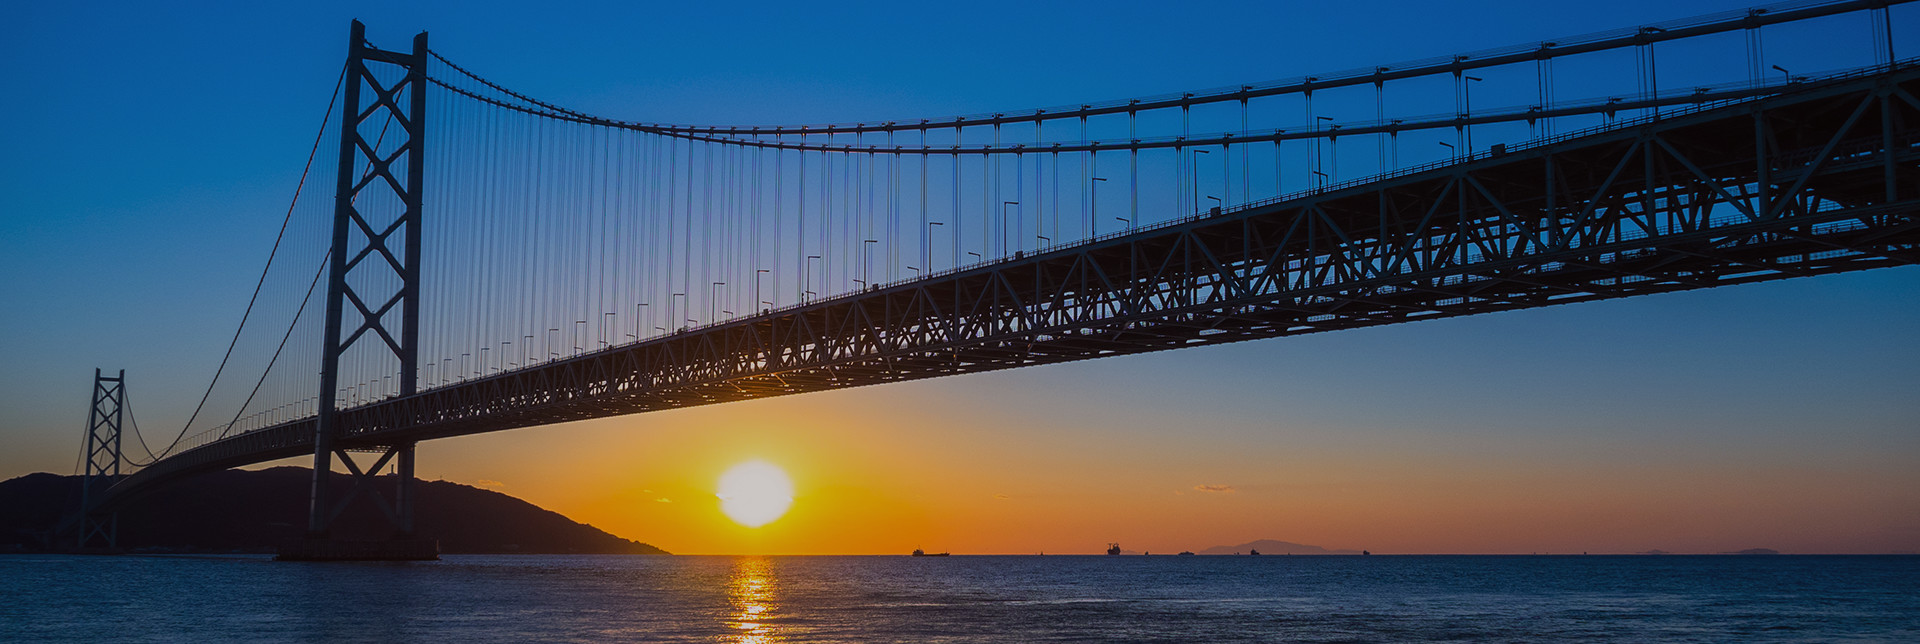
(0, 467, 667, 554)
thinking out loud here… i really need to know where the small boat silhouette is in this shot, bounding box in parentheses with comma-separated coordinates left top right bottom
(1106, 543, 1122, 555)
(911, 548, 949, 557)
(1177, 551, 1195, 556)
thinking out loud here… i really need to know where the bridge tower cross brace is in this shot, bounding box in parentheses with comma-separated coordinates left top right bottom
(78, 368, 125, 550)
(307, 20, 427, 539)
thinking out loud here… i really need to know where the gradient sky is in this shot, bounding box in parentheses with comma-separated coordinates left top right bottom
(2, 0, 1917, 555)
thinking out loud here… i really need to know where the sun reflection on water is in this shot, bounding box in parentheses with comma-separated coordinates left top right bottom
(728, 557, 781, 643)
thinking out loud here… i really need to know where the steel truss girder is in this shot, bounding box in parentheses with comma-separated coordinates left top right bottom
(99, 65, 1920, 510)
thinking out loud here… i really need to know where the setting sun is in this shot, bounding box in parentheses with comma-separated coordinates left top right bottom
(716, 460, 794, 528)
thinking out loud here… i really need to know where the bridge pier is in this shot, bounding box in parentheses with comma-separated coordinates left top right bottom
(278, 443, 434, 561)
(71, 369, 125, 554)
(281, 20, 436, 562)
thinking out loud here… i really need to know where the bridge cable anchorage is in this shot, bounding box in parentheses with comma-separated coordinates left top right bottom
(141, 64, 346, 461)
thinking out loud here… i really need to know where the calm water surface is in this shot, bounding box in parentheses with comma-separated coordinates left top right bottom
(3, 554, 1916, 642)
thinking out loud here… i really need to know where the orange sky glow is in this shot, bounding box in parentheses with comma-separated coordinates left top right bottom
(268, 284, 1919, 556)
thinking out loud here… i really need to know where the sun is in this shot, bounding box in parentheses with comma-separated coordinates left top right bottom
(717, 460, 794, 528)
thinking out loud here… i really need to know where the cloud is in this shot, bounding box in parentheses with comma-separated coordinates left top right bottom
(994, 493, 1010, 500)
(476, 479, 506, 489)
(1193, 484, 1235, 493)
(654, 498, 673, 503)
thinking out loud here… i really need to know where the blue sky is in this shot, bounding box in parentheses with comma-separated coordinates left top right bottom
(2, 0, 1916, 553)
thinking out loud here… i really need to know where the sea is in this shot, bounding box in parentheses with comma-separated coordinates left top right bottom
(3, 554, 1916, 642)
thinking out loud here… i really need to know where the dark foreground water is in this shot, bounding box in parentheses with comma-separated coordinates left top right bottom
(3, 554, 1916, 642)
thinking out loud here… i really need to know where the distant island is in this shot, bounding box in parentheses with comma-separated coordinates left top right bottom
(0, 467, 667, 555)
(1198, 539, 1362, 555)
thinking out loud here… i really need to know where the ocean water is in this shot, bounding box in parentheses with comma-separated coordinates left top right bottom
(2, 554, 1916, 642)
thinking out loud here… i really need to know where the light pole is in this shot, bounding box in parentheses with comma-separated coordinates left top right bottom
(1090, 176, 1108, 236)
(1771, 64, 1792, 85)
(668, 293, 685, 331)
(573, 320, 586, 355)
(1000, 202, 1018, 256)
(862, 239, 879, 286)
(804, 255, 821, 301)
(1219, 143, 1231, 210)
(754, 269, 770, 314)
(927, 221, 945, 270)
(1462, 75, 1483, 153)
(1192, 148, 1210, 213)
(710, 281, 726, 323)
(1314, 116, 1333, 187)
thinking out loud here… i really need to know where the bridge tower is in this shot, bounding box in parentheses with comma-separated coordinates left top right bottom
(282, 20, 435, 561)
(76, 369, 125, 551)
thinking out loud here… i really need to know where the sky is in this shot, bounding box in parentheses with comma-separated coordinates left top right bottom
(2, 0, 1917, 555)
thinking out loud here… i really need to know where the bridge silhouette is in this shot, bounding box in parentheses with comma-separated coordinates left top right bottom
(65, 0, 1920, 559)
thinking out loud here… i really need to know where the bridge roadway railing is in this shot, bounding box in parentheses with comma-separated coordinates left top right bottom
(98, 64, 1920, 511)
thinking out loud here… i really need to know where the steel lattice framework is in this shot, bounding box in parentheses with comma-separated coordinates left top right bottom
(78, 369, 126, 549)
(304, 21, 427, 542)
(95, 63, 1920, 512)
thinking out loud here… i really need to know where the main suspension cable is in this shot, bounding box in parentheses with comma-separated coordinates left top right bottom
(142, 64, 345, 461)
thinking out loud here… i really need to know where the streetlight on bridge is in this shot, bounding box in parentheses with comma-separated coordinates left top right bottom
(1000, 202, 1018, 257)
(804, 255, 821, 301)
(861, 239, 879, 287)
(1192, 149, 1211, 213)
(754, 269, 770, 314)
(1090, 176, 1108, 236)
(927, 221, 945, 271)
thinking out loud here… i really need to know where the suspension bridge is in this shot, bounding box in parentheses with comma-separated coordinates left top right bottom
(63, 0, 1920, 559)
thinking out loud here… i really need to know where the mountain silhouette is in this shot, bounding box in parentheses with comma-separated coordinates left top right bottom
(0, 466, 667, 555)
(1199, 539, 1361, 555)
